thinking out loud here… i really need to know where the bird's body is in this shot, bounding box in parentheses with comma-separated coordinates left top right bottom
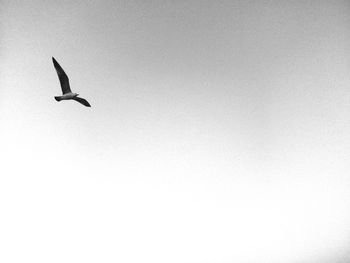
(52, 57, 91, 107)
(55, 92, 78, 101)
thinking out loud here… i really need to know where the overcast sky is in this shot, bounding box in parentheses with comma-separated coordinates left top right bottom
(1, 1, 350, 262)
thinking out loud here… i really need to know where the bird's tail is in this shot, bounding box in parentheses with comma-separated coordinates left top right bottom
(55, 96, 62, 102)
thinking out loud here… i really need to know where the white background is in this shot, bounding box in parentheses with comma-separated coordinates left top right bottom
(1, 1, 350, 262)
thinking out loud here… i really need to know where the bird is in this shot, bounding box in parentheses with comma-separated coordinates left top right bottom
(52, 57, 91, 107)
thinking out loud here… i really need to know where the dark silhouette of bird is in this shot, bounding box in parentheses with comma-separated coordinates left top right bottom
(52, 57, 91, 107)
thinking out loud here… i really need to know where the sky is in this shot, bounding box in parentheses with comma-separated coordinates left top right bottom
(1, 0, 350, 262)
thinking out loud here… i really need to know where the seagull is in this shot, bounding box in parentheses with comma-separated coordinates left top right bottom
(52, 57, 91, 107)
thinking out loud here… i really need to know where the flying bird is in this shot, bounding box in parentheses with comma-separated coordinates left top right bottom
(52, 57, 91, 107)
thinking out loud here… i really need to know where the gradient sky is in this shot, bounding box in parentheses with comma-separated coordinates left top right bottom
(1, 1, 350, 262)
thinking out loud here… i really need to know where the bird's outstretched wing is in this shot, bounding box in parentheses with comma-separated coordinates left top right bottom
(73, 97, 91, 107)
(52, 57, 71, 94)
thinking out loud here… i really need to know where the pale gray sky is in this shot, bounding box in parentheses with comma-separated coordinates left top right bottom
(1, 1, 350, 262)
